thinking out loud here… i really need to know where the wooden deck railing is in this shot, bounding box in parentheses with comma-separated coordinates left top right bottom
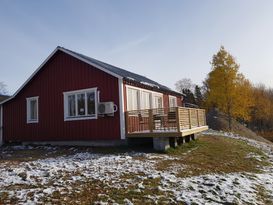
(125, 107, 207, 136)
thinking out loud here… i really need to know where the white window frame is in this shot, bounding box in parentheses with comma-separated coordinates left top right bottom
(126, 85, 163, 110)
(153, 94, 163, 109)
(26, 96, 39, 124)
(63, 87, 98, 121)
(141, 91, 152, 109)
(169, 95, 177, 107)
(126, 87, 140, 111)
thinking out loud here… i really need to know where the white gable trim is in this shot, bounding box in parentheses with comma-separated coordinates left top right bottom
(1, 47, 122, 105)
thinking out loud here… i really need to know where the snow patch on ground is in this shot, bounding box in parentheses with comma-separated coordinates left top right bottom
(0, 130, 273, 204)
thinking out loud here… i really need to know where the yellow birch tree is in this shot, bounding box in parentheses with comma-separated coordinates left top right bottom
(205, 46, 253, 130)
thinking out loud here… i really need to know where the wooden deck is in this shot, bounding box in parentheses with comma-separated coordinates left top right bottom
(125, 107, 208, 138)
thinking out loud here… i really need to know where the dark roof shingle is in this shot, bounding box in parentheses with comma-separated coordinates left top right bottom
(61, 47, 182, 96)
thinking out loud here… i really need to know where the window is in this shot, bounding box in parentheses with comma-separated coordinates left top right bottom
(64, 88, 97, 121)
(142, 91, 152, 109)
(127, 87, 140, 111)
(26, 96, 39, 123)
(169, 96, 177, 107)
(153, 95, 163, 109)
(126, 85, 164, 111)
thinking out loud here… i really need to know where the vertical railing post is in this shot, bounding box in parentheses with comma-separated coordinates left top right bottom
(125, 111, 129, 134)
(197, 109, 200, 127)
(203, 109, 206, 126)
(176, 107, 181, 133)
(188, 109, 192, 129)
(149, 109, 153, 133)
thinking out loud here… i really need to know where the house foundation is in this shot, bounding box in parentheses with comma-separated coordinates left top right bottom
(153, 137, 170, 151)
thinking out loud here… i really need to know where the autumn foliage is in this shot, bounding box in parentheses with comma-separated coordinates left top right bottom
(205, 46, 253, 130)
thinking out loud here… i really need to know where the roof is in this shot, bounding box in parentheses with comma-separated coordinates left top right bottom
(1, 46, 183, 104)
(60, 47, 182, 95)
(0, 95, 10, 103)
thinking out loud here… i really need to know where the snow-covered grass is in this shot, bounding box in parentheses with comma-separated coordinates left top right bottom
(0, 130, 273, 204)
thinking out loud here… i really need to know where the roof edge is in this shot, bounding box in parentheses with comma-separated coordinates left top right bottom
(58, 47, 122, 79)
(1, 46, 123, 105)
(1, 47, 60, 104)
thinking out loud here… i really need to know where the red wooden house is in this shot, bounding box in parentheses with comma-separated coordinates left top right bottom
(0, 47, 207, 150)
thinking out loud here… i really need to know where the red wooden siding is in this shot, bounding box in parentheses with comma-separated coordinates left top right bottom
(163, 95, 169, 108)
(177, 96, 183, 106)
(3, 51, 121, 142)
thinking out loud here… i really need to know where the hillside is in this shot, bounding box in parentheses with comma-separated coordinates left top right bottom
(207, 108, 272, 144)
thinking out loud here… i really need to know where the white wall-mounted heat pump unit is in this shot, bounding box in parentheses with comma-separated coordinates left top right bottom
(98, 102, 118, 115)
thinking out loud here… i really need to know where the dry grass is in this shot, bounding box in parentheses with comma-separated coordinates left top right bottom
(158, 135, 269, 177)
(0, 135, 271, 204)
(257, 131, 273, 143)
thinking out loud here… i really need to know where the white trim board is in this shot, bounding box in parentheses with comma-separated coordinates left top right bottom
(0, 47, 122, 105)
(118, 79, 126, 140)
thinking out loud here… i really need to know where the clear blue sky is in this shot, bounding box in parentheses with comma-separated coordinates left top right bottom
(1, 0, 273, 94)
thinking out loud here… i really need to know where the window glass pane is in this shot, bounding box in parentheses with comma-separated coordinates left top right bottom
(158, 97, 163, 108)
(169, 97, 177, 107)
(30, 99, 37, 120)
(77, 93, 86, 115)
(87, 92, 95, 115)
(127, 88, 139, 110)
(142, 91, 151, 109)
(154, 96, 163, 108)
(127, 88, 133, 110)
(68, 95, 76, 116)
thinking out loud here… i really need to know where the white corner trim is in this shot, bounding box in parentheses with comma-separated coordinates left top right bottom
(63, 87, 98, 121)
(1, 46, 122, 105)
(119, 78, 126, 140)
(0, 105, 3, 146)
(26, 96, 39, 124)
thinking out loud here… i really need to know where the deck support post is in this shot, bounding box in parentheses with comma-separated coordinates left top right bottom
(185, 135, 191, 143)
(169, 137, 178, 148)
(177, 137, 184, 145)
(153, 137, 170, 151)
(191, 134, 196, 140)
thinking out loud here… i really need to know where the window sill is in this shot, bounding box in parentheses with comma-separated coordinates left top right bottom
(64, 115, 97, 121)
(27, 120, 38, 124)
